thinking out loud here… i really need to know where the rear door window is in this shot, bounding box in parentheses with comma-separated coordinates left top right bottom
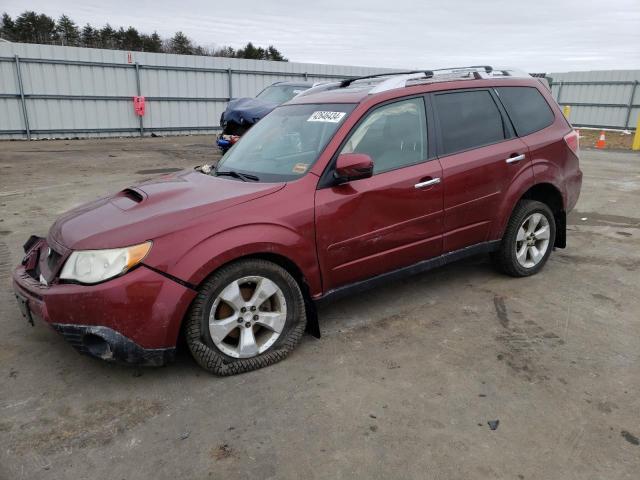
(434, 90, 505, 155)
(495, 86, 555, 136)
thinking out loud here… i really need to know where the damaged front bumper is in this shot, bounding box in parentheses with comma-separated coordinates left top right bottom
(52, 324, 175, 366)
(12, 238, 196, 366)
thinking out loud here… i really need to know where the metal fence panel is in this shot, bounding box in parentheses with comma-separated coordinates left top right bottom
(0, 42, 393, 140)
(549, 69, 640, 129)
(3, 43, 638, 139)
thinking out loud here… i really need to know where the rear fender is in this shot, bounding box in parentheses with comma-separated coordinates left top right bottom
(530, 158, 568, 206)
(490, 164, 535, 240)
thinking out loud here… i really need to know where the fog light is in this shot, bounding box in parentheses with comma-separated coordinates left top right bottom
(83, 334, 112, 359)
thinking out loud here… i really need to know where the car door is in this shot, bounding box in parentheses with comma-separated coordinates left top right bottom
(432, 89, 530, 252)
(315, 96, 444, 290)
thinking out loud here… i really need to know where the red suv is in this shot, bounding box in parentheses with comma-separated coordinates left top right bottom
(13, 67, 582, 375)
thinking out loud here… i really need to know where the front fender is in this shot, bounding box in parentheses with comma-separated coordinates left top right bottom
(167, 223, 322, 296)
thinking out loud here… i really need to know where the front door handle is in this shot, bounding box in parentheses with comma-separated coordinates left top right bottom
(414, 177, 441, 189)
(506, 153, 526, 164)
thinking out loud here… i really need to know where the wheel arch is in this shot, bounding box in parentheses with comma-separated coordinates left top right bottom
(498, 182, 567, 248)
(520, 183, 566, 248)
(183, 250, 321, 341)
(227, 252, 320, 338)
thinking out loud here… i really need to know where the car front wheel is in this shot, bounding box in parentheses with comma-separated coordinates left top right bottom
(185, 259, 306, 375)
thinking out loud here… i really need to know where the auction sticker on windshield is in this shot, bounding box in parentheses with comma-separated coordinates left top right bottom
(292, 163, 309, 174)
(307, 111, 346, 123)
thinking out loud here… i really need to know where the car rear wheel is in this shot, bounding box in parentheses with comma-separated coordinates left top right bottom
(493, 200, 556, 277)
(185, 259, 306, 375)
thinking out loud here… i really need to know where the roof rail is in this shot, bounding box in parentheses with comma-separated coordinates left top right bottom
(296, 66, 531, 98)
(371, 66, 532, 94)
(339, 71, 428, 88)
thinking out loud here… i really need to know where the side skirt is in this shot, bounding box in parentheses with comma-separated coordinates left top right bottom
(316, 240, 501, 305)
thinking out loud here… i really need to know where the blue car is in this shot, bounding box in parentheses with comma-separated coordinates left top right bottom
(217, 81, 314, 153)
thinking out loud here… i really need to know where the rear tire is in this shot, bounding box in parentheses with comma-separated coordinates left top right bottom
(185, 259, 306, 376)
(493, 200, 556, 277)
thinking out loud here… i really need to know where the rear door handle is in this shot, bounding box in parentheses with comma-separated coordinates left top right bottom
(506, 153, 526, 164)
(414, 177, 441, 189)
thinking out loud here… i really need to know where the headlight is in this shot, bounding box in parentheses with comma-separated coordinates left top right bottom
(60, 241, 152, 284)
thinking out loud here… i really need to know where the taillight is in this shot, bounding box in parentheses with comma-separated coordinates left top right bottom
(564, 130, 579, 155)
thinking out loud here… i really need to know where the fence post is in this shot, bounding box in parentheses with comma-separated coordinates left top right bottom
(556, 81, 564, 105)
(632, 115, 640, 151)
(14, 55, 31, 141)
(134, 62, 144, 137)
(624, 81, 638, 130)
(227, 68, 233, 100)
(304, 72, 308, 81)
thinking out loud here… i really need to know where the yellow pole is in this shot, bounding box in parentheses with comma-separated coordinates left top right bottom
(562, 105, 571, 119)
(633, 115, 640, 151)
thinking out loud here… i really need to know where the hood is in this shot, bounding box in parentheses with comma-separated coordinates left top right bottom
(48, 170, 284, 250)
(222, 97, 278, 126)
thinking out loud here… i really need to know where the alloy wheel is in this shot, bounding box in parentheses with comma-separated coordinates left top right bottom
(515, 213, 551, 268)
(208, 276, 287, 358)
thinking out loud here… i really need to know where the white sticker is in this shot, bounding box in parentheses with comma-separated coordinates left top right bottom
(307, 111, 346, 123)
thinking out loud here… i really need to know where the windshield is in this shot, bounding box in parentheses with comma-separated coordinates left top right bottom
(216, 103, 355, 182)
(256, 85, 310, 104)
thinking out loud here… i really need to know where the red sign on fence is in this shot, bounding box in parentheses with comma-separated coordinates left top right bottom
(133, 96, 145, 116)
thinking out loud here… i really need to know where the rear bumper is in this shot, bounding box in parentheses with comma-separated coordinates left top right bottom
(566, 168, 583, 212)
(12, 264, 197, 365)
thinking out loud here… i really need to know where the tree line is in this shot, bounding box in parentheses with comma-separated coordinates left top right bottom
(0, 11, 287, 61)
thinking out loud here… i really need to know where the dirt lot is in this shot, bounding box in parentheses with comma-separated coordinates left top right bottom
(0, 136, 639, 479)
(578, 129, 636, 150)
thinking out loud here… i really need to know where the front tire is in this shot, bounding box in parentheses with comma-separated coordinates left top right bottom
(185, 259, 306, 376)
(493, 200, 556, 277)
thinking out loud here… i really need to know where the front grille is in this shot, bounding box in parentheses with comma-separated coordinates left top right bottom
(24, 240, 66, 285)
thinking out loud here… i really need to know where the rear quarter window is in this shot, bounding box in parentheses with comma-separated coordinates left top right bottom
(496, 86, 555, 137)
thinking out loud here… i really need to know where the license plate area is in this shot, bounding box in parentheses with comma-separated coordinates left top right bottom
(15, 292, 34, 326)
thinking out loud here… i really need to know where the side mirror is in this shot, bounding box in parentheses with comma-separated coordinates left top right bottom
(333, 153, 374, 185)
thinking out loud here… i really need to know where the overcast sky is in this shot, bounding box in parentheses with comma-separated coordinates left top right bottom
(2, 0, 639, 72)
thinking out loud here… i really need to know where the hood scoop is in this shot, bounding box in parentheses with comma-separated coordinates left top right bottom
(110, 188, 146, 210)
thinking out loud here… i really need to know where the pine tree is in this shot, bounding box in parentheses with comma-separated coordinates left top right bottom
(168, 31, 193, 55)
(15, 11, 57, 44)
(56, 14, 80, 46)
(237, 42, 263, 60)
(1, 13, 16, 41)
(80, 24, 98, 48)
(99, 24, 117, 49)
(266, 45, 287, 61)
(140, 31, 162, 52)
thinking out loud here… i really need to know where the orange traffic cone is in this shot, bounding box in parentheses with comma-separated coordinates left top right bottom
(595, 130, 606, 149)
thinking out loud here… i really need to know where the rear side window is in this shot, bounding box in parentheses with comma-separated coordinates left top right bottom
(496, 87, 555, 136)
(434, 90, 505, 155)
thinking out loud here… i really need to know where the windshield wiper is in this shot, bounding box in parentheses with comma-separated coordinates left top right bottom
(215, 170, 260, 182)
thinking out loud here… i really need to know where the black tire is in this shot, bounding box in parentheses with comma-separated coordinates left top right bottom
(185, 259, 306, 376)
(493, 200, 556, 277)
